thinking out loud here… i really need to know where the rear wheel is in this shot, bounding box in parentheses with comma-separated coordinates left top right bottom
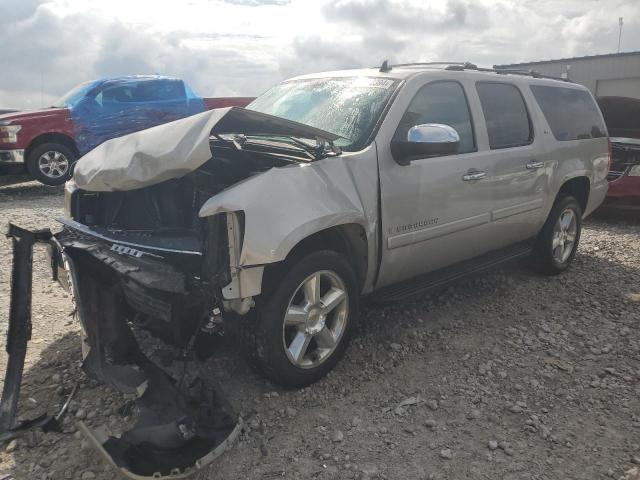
(26, 142, 76, 186)
(249, 250, 358, 387)
(531, 195, 582, 275)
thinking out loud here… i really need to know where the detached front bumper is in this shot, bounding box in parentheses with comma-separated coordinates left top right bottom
(4, 224, 242, 479)
(0, 149, 25, 164)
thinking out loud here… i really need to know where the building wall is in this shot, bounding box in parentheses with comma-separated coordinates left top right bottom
(596, 77, 640, 99)
(496, 52, 640, 99)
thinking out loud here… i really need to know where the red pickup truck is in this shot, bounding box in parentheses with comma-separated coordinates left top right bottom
(0, 76, 253, 185)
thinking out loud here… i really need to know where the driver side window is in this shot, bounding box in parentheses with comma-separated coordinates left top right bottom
(394, 81, 476, 154)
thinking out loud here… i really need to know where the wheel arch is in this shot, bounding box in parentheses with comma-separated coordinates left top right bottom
(556, 176, 590, 214)
(262, 223, 369, 298)
(25, 133, 79, 161)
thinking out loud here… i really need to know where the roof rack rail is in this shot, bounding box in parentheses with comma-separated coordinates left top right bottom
(392, 61, 468, 68)
(378, 60, 469, 72)
(376, 60, 573, 82)
(492, 67, 572, 82)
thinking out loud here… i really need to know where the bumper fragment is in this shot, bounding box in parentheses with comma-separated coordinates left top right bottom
(79, 415, 243, 480)
(0, 224, 53, 437)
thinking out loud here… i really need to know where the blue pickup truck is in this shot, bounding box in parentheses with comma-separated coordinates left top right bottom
(0, 75, 253, 185)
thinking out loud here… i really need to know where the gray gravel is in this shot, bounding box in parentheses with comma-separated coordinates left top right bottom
(0, 176, 639, 480)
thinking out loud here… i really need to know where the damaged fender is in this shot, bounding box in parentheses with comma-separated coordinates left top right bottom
(198, 154, 374, 266)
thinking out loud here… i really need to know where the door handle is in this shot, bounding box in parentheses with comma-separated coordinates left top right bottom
(526, 160, 545, 169)
(462, 170, 487, 181)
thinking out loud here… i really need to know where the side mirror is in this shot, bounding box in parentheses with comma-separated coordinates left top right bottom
(391, 123, 460, 165)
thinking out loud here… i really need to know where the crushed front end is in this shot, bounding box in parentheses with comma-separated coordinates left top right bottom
(50, 135, 286, 476)
(3, 107, 343, 477)
(0, 216, 240, 479)
(606, 137, 640, 210)
(49, 189, 242, 478)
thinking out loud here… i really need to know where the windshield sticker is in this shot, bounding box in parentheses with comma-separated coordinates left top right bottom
(370, 78, 395, 88)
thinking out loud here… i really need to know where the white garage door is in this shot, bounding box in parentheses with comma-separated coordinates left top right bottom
(596, 77, 640, 99)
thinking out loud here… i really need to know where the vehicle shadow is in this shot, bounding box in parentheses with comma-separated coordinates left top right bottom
(590, 206, 640, 226)
(0, 177, 62, 199)
(0, 173, 31, 186)
(3, 217, 639, 479)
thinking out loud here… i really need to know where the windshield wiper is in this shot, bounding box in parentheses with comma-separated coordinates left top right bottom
(286, 136, 342, 160)
(216, 134, 342, 161)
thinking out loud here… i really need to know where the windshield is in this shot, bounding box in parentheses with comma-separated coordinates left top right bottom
(52, 80, 100, 108)
(247, 77, 399, 151)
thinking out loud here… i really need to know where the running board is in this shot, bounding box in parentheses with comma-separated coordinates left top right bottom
(370, 241, 533, 304)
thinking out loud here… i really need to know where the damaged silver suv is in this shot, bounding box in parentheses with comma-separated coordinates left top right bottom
(0, 62, 609, 477)
(54, 62, 609, 392)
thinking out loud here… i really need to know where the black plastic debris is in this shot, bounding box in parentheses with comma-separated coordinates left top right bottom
(1, 225, 241, 479)
(0, 224, 54, 442)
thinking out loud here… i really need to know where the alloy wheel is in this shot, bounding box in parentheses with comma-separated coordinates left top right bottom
(38, 150, 69, 179)
(551, 208, 577, 263)
(282, 270, 349, 369)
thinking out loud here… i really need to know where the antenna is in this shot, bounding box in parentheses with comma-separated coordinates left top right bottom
(379, 60, 391, 72)
(617, 17, 623, 53)
(40, 67, 44, 108)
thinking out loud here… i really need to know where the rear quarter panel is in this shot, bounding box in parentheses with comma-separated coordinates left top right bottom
(524, 80, 609, 219)
(551, 137, 609, 217)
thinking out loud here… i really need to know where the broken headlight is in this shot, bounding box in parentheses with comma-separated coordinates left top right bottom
(63, 178, 78, 217)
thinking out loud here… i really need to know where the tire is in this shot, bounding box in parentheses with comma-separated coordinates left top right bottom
(531, 195, 583, 275)
(26, 142, 76, 186)
(248, 250, 358, 388)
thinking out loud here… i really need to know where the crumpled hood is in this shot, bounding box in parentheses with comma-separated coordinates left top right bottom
(73, 107, 340, 192)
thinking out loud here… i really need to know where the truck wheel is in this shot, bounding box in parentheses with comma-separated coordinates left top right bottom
(251, 250, 358, 388)
(531, 195, 582, 275)
(26, 143, 76, 186)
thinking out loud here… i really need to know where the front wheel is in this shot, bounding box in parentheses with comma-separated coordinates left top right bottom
(251, 250, 358, 387)
(531, 195, 583, 275)
(26, 142, 76, 186)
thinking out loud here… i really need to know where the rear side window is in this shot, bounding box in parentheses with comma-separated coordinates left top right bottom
(530, 85, 607, 141)
(99, 80, 186, 105)
(394, 81, 476, 154)
(142, 79, 186, 101)
(476, 82, 533, 149)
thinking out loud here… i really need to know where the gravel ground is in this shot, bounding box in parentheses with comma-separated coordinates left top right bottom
(0, 175, 639, 480)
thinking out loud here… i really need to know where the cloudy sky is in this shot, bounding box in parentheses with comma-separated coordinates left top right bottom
(1, 0, 638, 109)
